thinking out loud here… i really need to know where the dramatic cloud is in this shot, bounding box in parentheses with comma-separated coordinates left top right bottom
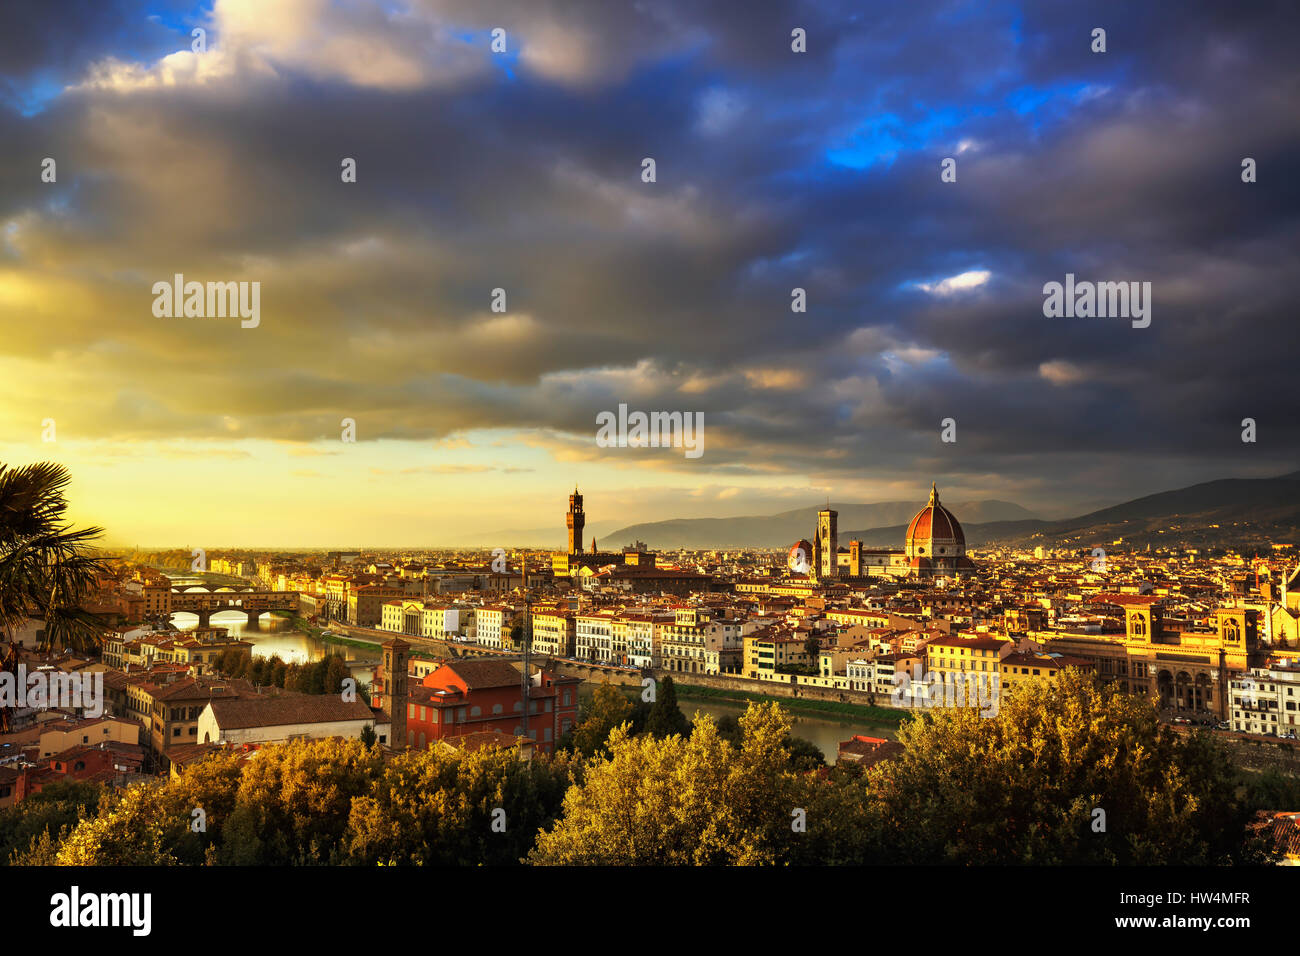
(0, 0, 1297, 543)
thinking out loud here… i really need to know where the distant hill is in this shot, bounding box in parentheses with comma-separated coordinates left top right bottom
(603, 500, 1036, 550)
(605, 471, 1300, 552)
(456, 470, 1300, 551)
(979, 471, 1300, 549)
(449, 519, 626, 549)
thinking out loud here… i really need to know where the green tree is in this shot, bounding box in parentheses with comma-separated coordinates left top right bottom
(323, 654, 350, 696)
(645, 675, 690, 739)
(865, 668, 1270, 864)
(531, 703, 825, 865)
(1244, 767, 1300, 813)
(0, 780, 103, 864)
(0, 462, 109, 731)
(54, 752, 245, 865)
(218, 737, 384, 865)
(713, 713, 742, 745)
(347, 744, 577, 865)
(359, 723, 377, 748)
(306, 658, 328, 695)
(804, 633, 821, 662)
(10, 826, 67, 864)
(783, 734, 825, 772)
(570, 683, 633, 757)
(246, 656, 268, 686)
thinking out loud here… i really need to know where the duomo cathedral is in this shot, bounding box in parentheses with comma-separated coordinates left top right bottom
(789, 483, 976, 582)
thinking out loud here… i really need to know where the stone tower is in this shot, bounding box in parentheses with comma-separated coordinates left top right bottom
(817, 507, 838, 580)
(567, 487, 585, 555)
(380, 637, 409, 750)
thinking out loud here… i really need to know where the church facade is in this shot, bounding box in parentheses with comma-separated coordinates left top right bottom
(791, 483, 975, 582)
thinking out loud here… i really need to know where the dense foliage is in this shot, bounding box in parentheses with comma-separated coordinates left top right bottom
(3, 670, 1278, 866)
(212, 649, 361, 699)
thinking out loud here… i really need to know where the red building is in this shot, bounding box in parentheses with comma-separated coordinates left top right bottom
(14, 741, 146, 801)
(402, 659, 580, 755)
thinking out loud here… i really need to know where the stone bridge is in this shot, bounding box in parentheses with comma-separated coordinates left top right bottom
(169, 590, 299, 628)
(172, 584, 258, 593)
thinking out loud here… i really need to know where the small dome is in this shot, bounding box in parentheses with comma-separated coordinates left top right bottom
(789, 540, 814, 572)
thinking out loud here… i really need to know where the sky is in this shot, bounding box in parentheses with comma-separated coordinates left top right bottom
(0, 0, 1297, 548)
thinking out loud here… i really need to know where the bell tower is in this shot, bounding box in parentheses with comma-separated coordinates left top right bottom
(567, 487, 585, 555)
(379, 637, 409, 750)
(817, 506, 838, 580)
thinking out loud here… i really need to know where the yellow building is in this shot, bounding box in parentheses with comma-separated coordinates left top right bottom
(531, 607, 576, 657)
(923, 634, 1013, 708)
(999, 651, 1094, 699)
(1039, 597, 1260, 718)
(38, 716, 141, 758)
(742, 629, 814, 680)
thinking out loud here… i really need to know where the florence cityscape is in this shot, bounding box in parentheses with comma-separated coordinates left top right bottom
(1, 0, 1298, 936)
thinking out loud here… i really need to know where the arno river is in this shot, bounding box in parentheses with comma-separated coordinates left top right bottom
(640, 697, 900, 763)
(165, 577, 382, 681)
(171, 609, 383, 682)
(167, 579, 896, 763)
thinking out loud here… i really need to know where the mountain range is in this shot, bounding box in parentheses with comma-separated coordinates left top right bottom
(607, 471, 1300, 551)
(456, 470, 1300, 551)
(603, 500, 1036, 550)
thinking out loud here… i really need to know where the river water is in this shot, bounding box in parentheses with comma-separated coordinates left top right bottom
(165, 578, 381, 681)
(674, 698, 902, 763)
(575, 682, 904, 763)
(164, 578, 895, 760)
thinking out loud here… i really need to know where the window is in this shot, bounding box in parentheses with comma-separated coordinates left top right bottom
(471, 706, 481, 718)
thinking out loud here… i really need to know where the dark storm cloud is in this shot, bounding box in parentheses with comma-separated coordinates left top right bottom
(1, 0, 1297, 511)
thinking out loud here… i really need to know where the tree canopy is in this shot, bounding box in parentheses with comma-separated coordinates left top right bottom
(5, 669, 1276, 867)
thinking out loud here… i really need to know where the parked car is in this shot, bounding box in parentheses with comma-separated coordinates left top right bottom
(1172, 716, 1191, 724)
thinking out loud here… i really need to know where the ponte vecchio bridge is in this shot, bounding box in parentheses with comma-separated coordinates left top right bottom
(169, 587, 299, 628)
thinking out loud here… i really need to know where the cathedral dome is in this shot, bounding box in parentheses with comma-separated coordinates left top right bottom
(905, 483, 966, 561)
(788, 539, 814, 574)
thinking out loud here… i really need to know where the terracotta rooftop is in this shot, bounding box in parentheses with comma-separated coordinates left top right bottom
(206, 694, 375, 730)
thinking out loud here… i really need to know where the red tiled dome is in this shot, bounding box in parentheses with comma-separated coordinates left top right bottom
(906, 483, 965, 547)
(788, 539, 814, 572)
